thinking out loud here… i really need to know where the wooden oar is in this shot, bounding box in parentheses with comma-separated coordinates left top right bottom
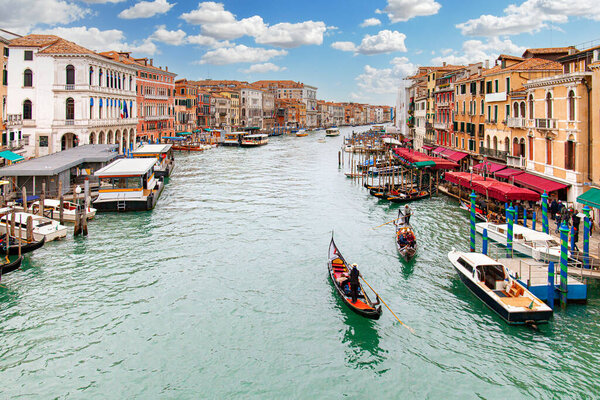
(372, 217, 400, 230)
(360, 276, 415, 334)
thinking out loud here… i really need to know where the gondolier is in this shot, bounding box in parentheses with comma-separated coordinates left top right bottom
(349, 264, 360, 303)
(404, 205, 412, 224)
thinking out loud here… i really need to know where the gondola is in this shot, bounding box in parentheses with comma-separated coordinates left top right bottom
(395, 210, 417, 261)
(0, 236, 45, 255)
(387, 189, 430, 203)
(328, 237, 382, 320)
(0, 255, 23, 275)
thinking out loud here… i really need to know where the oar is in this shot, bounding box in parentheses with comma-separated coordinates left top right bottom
(360, 276, 415, 334)
(372, 217, 400, 230)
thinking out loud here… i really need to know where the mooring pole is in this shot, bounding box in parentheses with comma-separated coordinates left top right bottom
(547, 261, 555, 309)
(507, 205, 514, 258)
(559, 222, 569, 309)
(583, 206, 591, 269)
(541, 191, 549, 234)
(482, 228, 488, 256)
(470, 191, 476, 252)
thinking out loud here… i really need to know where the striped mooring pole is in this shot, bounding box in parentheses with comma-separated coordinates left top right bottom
(541, 191, 549, 234)
(507, 205, 514, 258)
(584, 206, 591, 269)
(523, 207, 528, 228)
(560, 222, 569, 309)
(570, 225, 576, 253)
(505, 202, 509, 222)
(547, 261, 555, 309)
(482, 228, 488, 255)
(470, 191, 476, 252)
(532, 211, 537, 231)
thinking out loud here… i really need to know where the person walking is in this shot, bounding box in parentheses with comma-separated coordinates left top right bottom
(349, 263, 360, 303)
(550, 198, 558, 221)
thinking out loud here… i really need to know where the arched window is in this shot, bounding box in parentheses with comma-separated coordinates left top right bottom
(546, 92, 553, 118)
(99, 68, 103, 86)
(565, 135, 575, 170)
(520, 102, 526, 118)
(89, 66, 94, 85)
(493, 136, 498, 151)
(66, 65, 75, 85)
(528, 94, 534, 119)
(23, 100, 32, 119)
(513, 137, 520, 157)
(23, 69, 32, 87)
(504, 138, 509, 153)
(528, 136, 534, 160)
(66, 97, 75, 120)
(519, 138, 525, 159)
(568, 90, 575, 121)
(486, 135, 490, 149)
(513, 102, 519, 118)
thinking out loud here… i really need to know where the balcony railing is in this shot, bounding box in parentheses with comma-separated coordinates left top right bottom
(65, 84, 75, 90)
(145, 115, 169, 121)
(527, 118, 558, 130)
(437, 101, 449, 107)
(434, 122, 450, 130)
(480, 147, 508, 161)
(5, 114, 23, 127)
(506, 155, 526, 168)
(507, 117, 526, 128)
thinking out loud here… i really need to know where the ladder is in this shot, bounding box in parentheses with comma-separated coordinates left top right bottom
(117, 200, 126, 211)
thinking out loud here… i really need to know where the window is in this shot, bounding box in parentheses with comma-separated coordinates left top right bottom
(494, 80, 499, 93)
(462, 101, 465, 114)
(528, 94, 534, 119)
(66, 97, 74, 120)
(23, 100, 32, 119)
(66, 65, 75, 85)
(520, 102, 526, 118)
(546, 93, 553, 118)
(546, 138, 552, 164)
(487, 105, 491, 121)
(23, 69, 32, 87)
(494, 105, 498, 123)
(89, 66, 93, 85)
(528, 136, 533, 160)
(2, 66, 6, 85)
(506, 77, 510, 92)
(565, 138, 575, 170)
(462, 138, 465, 148)
(568, 90, 575, 121)
(513, 102, 519, 118)
(480, 99, 484, 115)
(39, 135, 48, 147)
(24, 50, 33, 60)
(3, 47, 8, 57)
(505, 104, 510, 119)
(486, 81, 492, 94)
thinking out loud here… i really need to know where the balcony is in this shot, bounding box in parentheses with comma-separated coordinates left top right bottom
(506, 155, 526, 168)
(53, 118, 139, 128)
(480, 147, 508, 161)
(53, 84, 136, 96)
(527, 118, 557, 130)
(506, 117, 526, 128)
(437, 101, 449, 107)
(434, 122, 450, 130)
(145, 115, 169, 121)
(5, 114, 23, 127)
(145, 94, 169, 100)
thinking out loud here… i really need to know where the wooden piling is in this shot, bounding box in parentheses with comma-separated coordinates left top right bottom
(58, 181, 64, 224)
(17, 215, 21, 257)
(40, 182, 46, 217)
(73, 185, 81, 236)
(26, 216, 33, 243)
(10, 211, 15, 237)
(21, 187, 27, 212)
(82, 180, 89, 236)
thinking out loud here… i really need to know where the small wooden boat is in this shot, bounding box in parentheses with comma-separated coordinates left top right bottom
(387, 189, 430, 203)
(29, 199, 96, 222)
(459, 201, 487, 222)
(296, 129, 308, 137)
(0, 212, 67, 241)
(0, 236, 45, 255)
(395, 210, 417, 261)
(448, 250, 553, 325)
(0, 256, 23, 275)
(328, 237, 382, 320)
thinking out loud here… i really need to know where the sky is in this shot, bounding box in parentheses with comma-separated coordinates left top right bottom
(1, 0, 600, 106)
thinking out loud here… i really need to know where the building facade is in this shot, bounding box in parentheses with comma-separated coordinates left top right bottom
(175, 79, 197, 133)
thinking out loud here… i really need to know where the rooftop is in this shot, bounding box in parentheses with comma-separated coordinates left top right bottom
(132, 144, 172, 155)
(0, 145, 118, 176)
(95, 158, 157, 177)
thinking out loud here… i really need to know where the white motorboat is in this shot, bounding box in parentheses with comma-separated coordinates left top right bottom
(29, 199, 96, 222)
(0, 212, 67, 241)
(476, 222, 562, 262)
(325, 128, 340, 137)
(448, 250, 552, 325)
(240, 134, 268, 147)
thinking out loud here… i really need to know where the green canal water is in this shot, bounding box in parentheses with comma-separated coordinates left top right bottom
(1, 128, 600, 399)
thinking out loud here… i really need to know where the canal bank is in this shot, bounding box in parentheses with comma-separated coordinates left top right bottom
(1, 127, 599, 398)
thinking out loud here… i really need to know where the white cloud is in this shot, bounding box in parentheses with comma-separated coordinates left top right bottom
(376, 0, 441, 23)
(118, 0, 174, 19)
(79, 0, 124, 3)
(255, 21, 327, 48)
(150, 25, 186, 45)
(241, 63, 286, 74)
(356, 57, 417, 95)
(0, 0, 89, 34)
(197, 44, 287, 65)
(34, 26, 158, 55)
(332, 30, 407, 55)
(331, 41, 357, 52)
(187, 34, 232, 48)
(456, 0, 600, 36)
(360, 18, 381, 27)
(180, 2, 328, 47)
(430, 37, 526, 66)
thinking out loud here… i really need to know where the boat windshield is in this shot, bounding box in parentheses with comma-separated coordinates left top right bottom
(533, 239, 559, 248)
(481, 264, 506, 289)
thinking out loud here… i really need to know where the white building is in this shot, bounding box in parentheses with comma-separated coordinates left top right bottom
(240, 86, 263, 128)
(7, 35, 138, 158)
(303, 85, 318, 127)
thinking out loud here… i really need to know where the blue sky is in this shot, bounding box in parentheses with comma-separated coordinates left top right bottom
(2, 0, 600, 106)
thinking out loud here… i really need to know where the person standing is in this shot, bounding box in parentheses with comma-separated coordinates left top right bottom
(550, 198, 558, 221)
(349, 263, 360, 303)
(404, 204, 412, 225)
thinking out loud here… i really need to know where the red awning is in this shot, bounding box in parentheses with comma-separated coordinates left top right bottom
(473, 161, 506, 173)
(494, 168, 524, 179)
(402, 138, 413, 142)
(432, 146, 445, 154)
(445, 171, 485, 187)
(446, 171, 540, 202)
(512, 172, 570, 193)
(422, 145, 434, 151)
(394, 148, 459, 170)
(448, 151, 469, 162)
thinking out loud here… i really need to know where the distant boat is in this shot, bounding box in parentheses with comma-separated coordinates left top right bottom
(325, 128, 340, 137)
(448, 250, 552, 325)
(296, 129, 308, 137)
(241, 134, 269, 147)
(395, 209, 417, 261)
(328, 237, 382, 320)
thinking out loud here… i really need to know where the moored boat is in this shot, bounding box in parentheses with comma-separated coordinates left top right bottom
(325, 128, 340, 137)
(240, 134, 269, 147)
(132, 144, 175, 177)
(395, 210, 417, 261)
(223, 132, 243, 146)
(0, 256, 23, 275)
(448, 250, 553, 325)
(0, 212, 67, 241)
(460, 200, 487, 222)
(28, 199, 96, 222)
(0, 236, 45, 255)
(387, 189, 430, 203)
(328, 237, 382, 320)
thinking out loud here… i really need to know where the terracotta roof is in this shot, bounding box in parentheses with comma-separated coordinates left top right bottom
(455, 71, 486, 83)
(498, 54, 524, 61)
(10, 34, 60, 48)
(483, 58, 561, 76)
(522, 47, 575, 56)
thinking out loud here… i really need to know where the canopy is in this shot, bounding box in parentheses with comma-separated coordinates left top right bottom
(432, 146, 445, 154)
(577, 188, 600, 209)
(494, 168, 524, 179)
(444, 171, 485, 187)
(162, 136, 187, 141)
(0, 150, 24, 162)
(445, 171, 540, 202)
(448, 151, 469, 162)
(512, 172, 569, 194)
(473, 161, 506, 173)
(176, 132, 193, 136)
(441, 148, 455, 157)
(393, 148, 459, 170)
(422, 145, 435, 151)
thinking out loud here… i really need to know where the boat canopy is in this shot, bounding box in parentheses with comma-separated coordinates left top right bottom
(162, 137, 186, 141)
(445, 171, 540, 202)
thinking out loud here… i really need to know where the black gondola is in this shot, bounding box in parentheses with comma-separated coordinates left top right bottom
(394, 209, 417, 261)
(387, 189, 430, 203)
(328, 237, 382, 320)
(0, 236, 45, 255)
(1, 256, 23, 275)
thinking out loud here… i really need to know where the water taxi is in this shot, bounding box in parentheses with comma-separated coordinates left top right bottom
(325, 128, 340, 137)
(241, 134, 268, 147)
(223, 132, 243, 146)
(0, 212, 67, 241)
(94, 158, 164, 212)
(132, 144, 174, 178)
(448, 250, 552, 325)
(296, 129, 308, 137)
(476, 222, 561, 262)
(28, 199, 96, 222)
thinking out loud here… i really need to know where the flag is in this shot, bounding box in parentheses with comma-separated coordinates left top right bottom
(123, 101, 129, 119)
(120, 100, 125, 119)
